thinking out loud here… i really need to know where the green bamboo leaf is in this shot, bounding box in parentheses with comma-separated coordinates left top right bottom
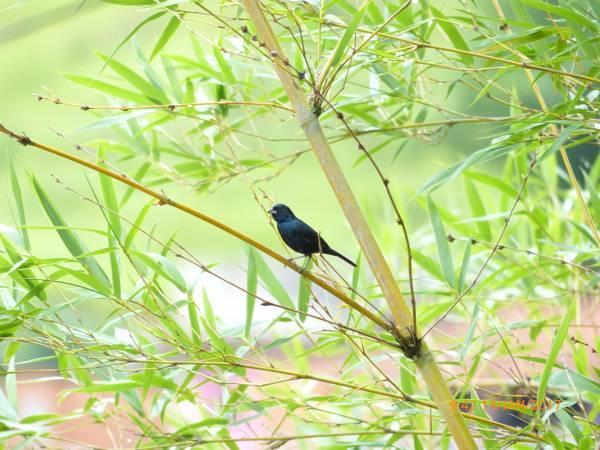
(245, 248, 258, 337)
(400, 358, 415, 394)
(297, 258, 312, 322)
(98, 173, 122, 239)
(97, 53, 167, 103)
(100, 11, 167, 74)
(543, 430, 565, 450)
(133, 38, 166, 91)
(31, 176, 110, 289)
(0, 234, 46, 303)
(555, 408, 583, 443)
(510, 1, 535, 24)
(519, 0, 599, 31)
(76, 380, 143, 393)
(418, 143, 518, 194)
(124, 202, 153, 250)
(97, 163, 122, 298)
(67, 355, 93, 387)
(50, 266, 112, 298)
(217, 428, 240, 450)
(78, 110, 152, 132)
(132, 250, 188, 292)
(143, 0, 190, 10)
(176, 418, 229, 436)
(162, 56, 183, 102)
(475, 26, 557, 54)
(430, 7, 473, 65)
(18, 268, 69, 306)
(108, 240, 121, 299)
(548, 369, 600, 395)
(121, 162, 151, 207)
(201, 290, 233, 355)
(464, 171, 518, 197)
(102, 0, 158, 4)
(464, 179, 492, 241)
(140, 362, 155, 400)
(0, 315, 23, 338)
(366, 1, 384, 24)
(20, 413, 62, 424)
(417, 300, 454, 327)
(187, 295, 202, 346)
(537, 298, 576, 406)
(252, 252, 295, 312)
(4, 342, 20, 363)
(224, 384, 248, 412)
(65, 74, 148, 104)
(202, 288, 217, 330)
(427, 197, 455, 288)
(130, 371, 179, 391)
(459, 299, 479, 360)
(426, 203, 476, 236)
(539, 125, 580, 162)
(329, 0, 369, 69)
(0, 387, 17, 421)
(371, 62, 402, 93)
(412, 249, 444, 282)
(6, 356, 17, 413)
(213, 44, 235, 85)
(350, 252, 362, 300)
(458, 240, 471, 294)
(150, 15, 182, 61)
(9, 164, 30, 251)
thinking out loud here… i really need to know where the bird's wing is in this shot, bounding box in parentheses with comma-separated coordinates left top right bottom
(295, 220, 330, 253)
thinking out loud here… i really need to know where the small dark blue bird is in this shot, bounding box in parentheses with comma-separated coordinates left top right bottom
(269, 204, 356, 267)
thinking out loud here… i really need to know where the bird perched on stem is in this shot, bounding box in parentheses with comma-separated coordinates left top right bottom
(268, 203, 356, 267)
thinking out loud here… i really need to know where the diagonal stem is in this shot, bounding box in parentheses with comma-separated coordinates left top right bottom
(238, 1, 477, 448)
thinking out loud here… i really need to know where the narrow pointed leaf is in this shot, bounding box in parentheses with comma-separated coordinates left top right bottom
(428, 197, 455, 288)
(150, 15, 182, 61)
(32, 176, 110, 288)
(245, 248, 258, 337)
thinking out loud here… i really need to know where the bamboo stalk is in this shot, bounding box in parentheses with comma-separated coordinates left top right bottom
(239, 1, 477, 448)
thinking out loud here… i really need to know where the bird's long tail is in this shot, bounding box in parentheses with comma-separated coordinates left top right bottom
(325, 249, 356, 267)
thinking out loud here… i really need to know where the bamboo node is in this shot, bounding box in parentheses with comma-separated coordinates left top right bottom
(391, 325, 422, 360)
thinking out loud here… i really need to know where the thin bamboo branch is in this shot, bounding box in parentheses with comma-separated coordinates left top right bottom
(238, 1, 477, 448)
(34, 93, 294, 113)
(0, 123, 389, 332)
(169, 430, 448, 444)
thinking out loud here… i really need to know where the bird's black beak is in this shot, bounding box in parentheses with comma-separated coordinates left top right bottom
(268, 208, 275, 215)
